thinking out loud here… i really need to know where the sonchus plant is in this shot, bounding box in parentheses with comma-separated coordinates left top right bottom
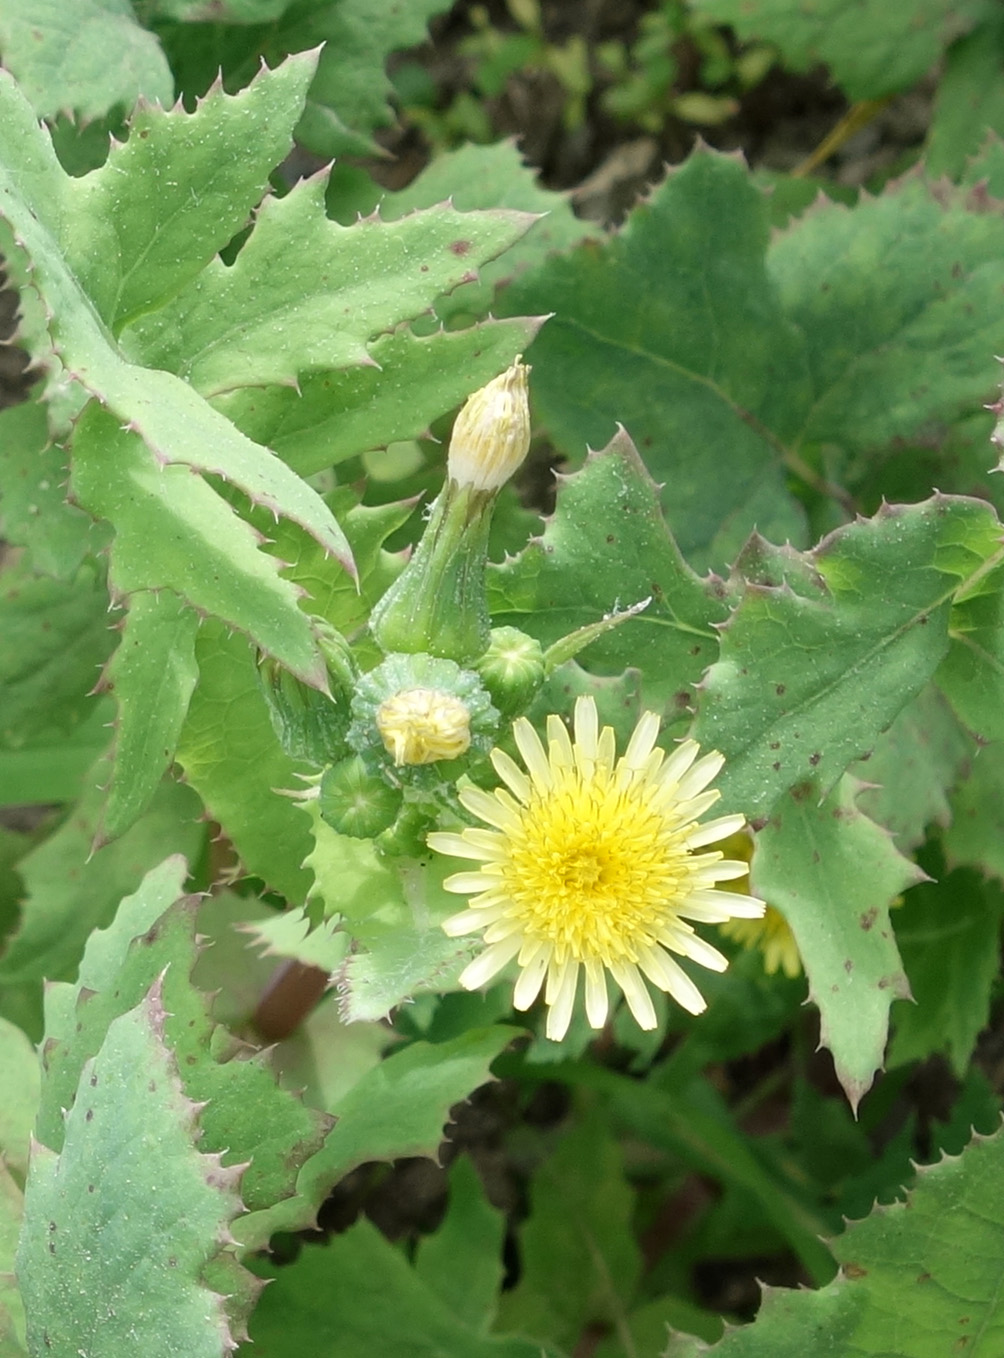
(6, 3, 1004, 1355)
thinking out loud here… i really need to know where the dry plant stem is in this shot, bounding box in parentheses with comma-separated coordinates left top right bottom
(792, 97, 893, 178)
(253, 958, 331, 1041)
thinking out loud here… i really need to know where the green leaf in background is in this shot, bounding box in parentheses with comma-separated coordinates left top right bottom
(927, 11, 1004, 177)
(97, 588, 200, 844)
(769, 173, 1004, 461)
(943, 741, 1004, 883)
(888, 864, 1004, 1076)
(70, 406, 326, 686)
(0, 764, 203, 986)
(175, 622, 314, 903)
(936, 555, 1004, 743)
(853, 684, 971, 850)
(273, 0, 454, 158)
(489, 428, 728, 713)
(36, 857, 330, 1231)
(0, 59, 354, 601)
(62, 49, 316, 331)
(751, 777, 921, 1110)
(0, 1016, 38, 1183)
(501, 1055, 835, 1286)
(0, 395, 98, 579)
(694, 497, 1001, 822)
(497, 1112, 642, 1351)
(0, 555, 114, 751)
(216, 316, 544, 479)
(500, 149, 810, 566)
(413, 1156, 506, 1334)
(0, 1160, 25, 1355)
(247, 1217, 557, 1358)
(121, 179, 537, 395)
(370, 139, 600, 323)
(236, 1025, 517, 1249)
(688, 0, 993, 101)
(665, 1123, 1004, 1357)
(0, 706, 111, 810)
(0, 0, 173, 121)
(18, 984, 248, 1358)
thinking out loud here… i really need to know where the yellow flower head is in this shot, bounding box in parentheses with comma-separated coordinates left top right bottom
(447, 357, 531, 492)
(376, 688, 472, 766)
(428, 696, 765, 1041)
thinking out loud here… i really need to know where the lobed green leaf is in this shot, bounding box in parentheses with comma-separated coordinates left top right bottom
(18, 984, 248, 1358)
(666, 1124, 1004, 1356)
(751, 777, 920, 1110)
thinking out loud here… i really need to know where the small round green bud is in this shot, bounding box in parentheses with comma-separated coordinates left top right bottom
(476, 627, 546, 718)
(318, 756, 402, 839)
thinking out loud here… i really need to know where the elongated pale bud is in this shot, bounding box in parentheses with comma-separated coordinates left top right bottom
(369, 359, 531, 663)
(447, 357, 531, 491)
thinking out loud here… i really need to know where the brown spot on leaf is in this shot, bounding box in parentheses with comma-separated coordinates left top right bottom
(843, 1262, 867, 1280)
(860, 907, 878, 931)
(775, 683, 786, 696)
(450, 239, 472, 256)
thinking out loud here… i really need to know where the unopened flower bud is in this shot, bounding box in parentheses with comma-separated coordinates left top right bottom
(319, 755, 402, 838)
(447, 357, 531, 492)
(369, 359, 532, 663)
(376, 688, 472, 766)
(476, 626, 545, 718)
(349, 652, 499, 771)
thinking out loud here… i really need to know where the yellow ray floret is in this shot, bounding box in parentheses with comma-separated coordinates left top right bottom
(428, 696, 765, 1040)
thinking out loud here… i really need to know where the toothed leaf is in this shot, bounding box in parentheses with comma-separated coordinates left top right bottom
(236, 1025, 516, 1249)
(37, 857, 330, 1217)
(751, 777, 919, 1110)
(70, 406, 325, 686)
(175, 622, 315, 903)
(250, 1214, 553, 1358)
(936, 557, 1004, 742)
(667, 1123, 1004, 1356)
(121, 180, 537, 396)
(374, 139, 600, 324)
(63, 51, 317, 329)
(98, 589, 200, 843)
(927, 13, 1004, 178)
(500, 150, 809, 567)
(216, 316, 543, 479)
(489, 428, 728, 716)
(496, 1113, 642, 1349)
(0, 0, 173, 121)
(18, 986, 247, 1358)
(769, 173, 1004, 457)
(0, 1160, 26, 1355)
(694, 497, 1001, 821)
(0, 63, 354, 585)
